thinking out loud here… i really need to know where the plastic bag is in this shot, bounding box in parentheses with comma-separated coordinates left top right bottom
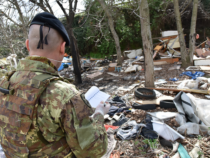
(187, 93, 210, 126)
(177, 123, 199, 135)
(175, 114, 186, 126)
(177, 80, 194, 89)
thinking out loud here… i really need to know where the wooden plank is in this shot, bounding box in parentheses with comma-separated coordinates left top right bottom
(146, 87, 210, 95)
(154, 61, 168, 65)
(154, 45, 163, 51)
(154, 57, 179, 64)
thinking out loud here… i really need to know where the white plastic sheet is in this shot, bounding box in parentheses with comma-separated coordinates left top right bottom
(177, 123, 200, 135)
(152, 121, 185, 141)
(187, 93, 210, 126)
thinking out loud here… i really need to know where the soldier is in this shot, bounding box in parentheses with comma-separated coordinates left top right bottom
(0, 12, 110, 158)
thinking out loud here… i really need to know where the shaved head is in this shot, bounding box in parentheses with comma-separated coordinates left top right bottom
(26, 24, 66, 69)
(28, 25, 64, 53)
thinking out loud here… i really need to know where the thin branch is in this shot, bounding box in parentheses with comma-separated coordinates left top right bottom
(45, 0, 54, 15)
(56, 0, 69, 21)
(0, 10, 21, 26)
(29, 0, 50, 13)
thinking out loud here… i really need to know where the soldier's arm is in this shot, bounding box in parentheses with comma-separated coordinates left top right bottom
(62, 93, 107, 158)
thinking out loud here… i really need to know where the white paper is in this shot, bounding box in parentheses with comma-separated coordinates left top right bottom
(85, 86, 110, 108)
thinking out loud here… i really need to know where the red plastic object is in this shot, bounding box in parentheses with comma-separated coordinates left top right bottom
(104, 125, 119, 131)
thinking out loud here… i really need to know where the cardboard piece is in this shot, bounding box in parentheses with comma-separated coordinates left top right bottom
(154, 57, 179, 64)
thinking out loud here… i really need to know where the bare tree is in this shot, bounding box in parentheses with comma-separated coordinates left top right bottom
(0, 0, 36, 57)
(29, 0, 82, 84)
(173, 0, 191, 68)
(189, 0, 198, 64)
(96, 0, 122, 65)
(139, 0, 155, 87)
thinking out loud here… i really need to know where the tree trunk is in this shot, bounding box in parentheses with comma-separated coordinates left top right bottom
(139, 0, 155, 87)
(189, 0, 198, 63)
(173, 0, 191, 68)
(68, 12, 82, 84)
(97, 0, 122, 66)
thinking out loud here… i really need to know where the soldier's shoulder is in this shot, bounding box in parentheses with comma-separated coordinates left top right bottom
(46, 80, 79, 102)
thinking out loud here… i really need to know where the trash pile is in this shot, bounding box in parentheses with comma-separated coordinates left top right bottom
(95, 86, 210, 158)
(57, 31, 210, 158)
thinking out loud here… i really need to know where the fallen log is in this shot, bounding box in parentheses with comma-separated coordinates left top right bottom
(146, 87, 210, 95)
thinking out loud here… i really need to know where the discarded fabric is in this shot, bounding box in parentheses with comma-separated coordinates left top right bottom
(141, 115, 159, 139)
(107, 106, 129, 116)
(101, 128, 117, 158)
(112, 114, 129, 126)
(117, 120, 146, 140)
(177, 123, 200, 135)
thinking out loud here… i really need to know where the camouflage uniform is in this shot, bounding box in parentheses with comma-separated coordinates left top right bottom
(0, 56, 107, 158)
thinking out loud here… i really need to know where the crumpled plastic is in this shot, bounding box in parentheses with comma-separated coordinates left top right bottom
(180, 71, 205, 80)
(177, 123, 200, 135)
(104, 125, 119, 131)
(117, 120, 146, 140)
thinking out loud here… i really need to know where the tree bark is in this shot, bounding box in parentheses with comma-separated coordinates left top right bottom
(68, 11, 82, 84)
(139, 0, 155, 87)
(173, 0, 191, 68)
(97, 0, 122, 66)
(189, 0, 198, 64)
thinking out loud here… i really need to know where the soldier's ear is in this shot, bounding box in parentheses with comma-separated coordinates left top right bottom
(25, 39, 30, 52)
(60, 41, 66, 55)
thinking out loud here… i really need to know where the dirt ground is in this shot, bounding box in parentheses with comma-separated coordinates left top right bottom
(72, 62, 210, 158)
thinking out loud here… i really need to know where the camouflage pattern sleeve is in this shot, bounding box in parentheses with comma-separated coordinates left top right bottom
(63, 94, 108, 158)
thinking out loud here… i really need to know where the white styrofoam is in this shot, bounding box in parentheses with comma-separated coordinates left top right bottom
(162, 31, 178, 37)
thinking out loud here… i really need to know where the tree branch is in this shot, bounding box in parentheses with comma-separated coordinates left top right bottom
(0, 10, 21, 26)
(29, 0, 50, 13)
(45, 0, 54, 15)
(56, 0, 69, 21)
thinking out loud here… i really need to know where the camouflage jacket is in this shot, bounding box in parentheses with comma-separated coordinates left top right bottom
(3, 56, 107, 158)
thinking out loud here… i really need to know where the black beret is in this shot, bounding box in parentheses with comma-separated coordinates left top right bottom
(30, 12, 70, 47)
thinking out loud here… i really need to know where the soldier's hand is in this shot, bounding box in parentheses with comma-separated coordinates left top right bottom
(94, 101, 111, 116)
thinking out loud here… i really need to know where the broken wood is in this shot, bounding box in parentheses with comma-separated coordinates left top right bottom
(153, 45, 164, 59)
(146, 87, 210, 95)
(154, 57, 180, 64)
(196, 40, 207, 48)
(154, 61, 168, 65)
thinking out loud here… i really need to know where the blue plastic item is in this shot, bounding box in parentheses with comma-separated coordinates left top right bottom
(169, 78, 179, 81)
(180, 71, 205, 80)
(115, 67, 122, 72)
(178, 144, 191, 158)
(58, 57, 71, 71)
